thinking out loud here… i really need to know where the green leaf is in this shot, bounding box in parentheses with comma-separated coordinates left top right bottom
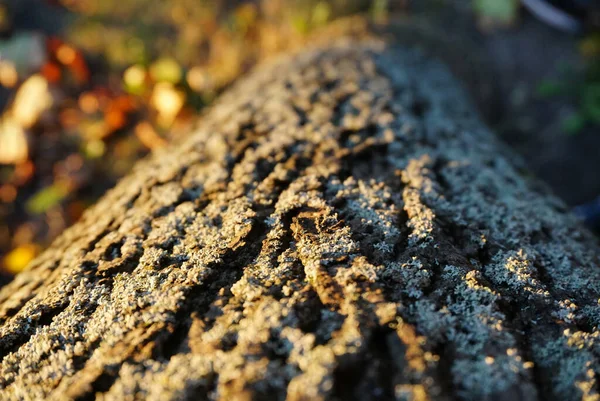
(291, 15, 309, 35)
(311, 2, 331, 28)
(371, 0, 389, 22)
(26, 183, 69, 214)
(473, 0, 518, 24)
(149, 58, 182, 84)
(562, 113, 587, 135)
(536, 80, 565, 97)
(583, 83, 600, 124)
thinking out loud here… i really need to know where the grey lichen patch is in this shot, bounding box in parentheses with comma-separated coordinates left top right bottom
(483, 249, 551, 300)
(0, 39, 600, 401)
(451, 352, 532, 399)
(325, 177, 403, 264)
(534, 334, 600, 400)
(382, 257, 432, 299)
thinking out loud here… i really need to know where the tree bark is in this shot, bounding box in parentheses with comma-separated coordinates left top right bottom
(1, 39, 600, 401)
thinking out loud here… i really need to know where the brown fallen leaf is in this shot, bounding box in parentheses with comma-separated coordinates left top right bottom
(135, 121, 167, 150)
(12, 74, 53, 128)
(0, 116, 29, 165)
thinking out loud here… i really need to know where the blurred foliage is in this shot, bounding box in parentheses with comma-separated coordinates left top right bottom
(537, 33, 600, 134)
(25, 182, 70, 214)
(3, 244, 39, 274)
(473, 0, 519, 28)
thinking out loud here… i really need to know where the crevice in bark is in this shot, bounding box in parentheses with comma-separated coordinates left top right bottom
(410, 97, 430, 119)
(332, 94, 353, 128)
(73, 370, 119, 401)
(367, 327, 402, 401)
(392, 208, 411, 260)
(102, 241, 123, 261)
(432, 342, 458, 401)
(0, 298, 72, 361)
(331, 326, 401, 401)
(154, 214, 271, 361)
(182, 373, 218, 401)
(291, 104, 309, 127)
(83, 227, 115, 254)
(294, 286, 344, 346)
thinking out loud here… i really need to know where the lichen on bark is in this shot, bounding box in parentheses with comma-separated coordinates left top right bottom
(1, 38, 600, 401)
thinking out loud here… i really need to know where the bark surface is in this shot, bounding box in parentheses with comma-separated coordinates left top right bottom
(1, 39, 600, 401)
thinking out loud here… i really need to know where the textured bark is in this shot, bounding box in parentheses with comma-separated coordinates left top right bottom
(2, 39, 600, 401)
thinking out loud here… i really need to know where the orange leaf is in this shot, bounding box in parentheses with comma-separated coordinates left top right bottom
(41, 62, 62, 83)
(68, 55, 90, 83)
(105, 108, 127, 132)
(112, 95, 136, 112)
(67, 201, 87, 222)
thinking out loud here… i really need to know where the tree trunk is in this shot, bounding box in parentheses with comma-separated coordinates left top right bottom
(1, 39, 600, 401)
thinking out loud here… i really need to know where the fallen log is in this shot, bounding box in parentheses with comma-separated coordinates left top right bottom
(1, 38, 600, 401)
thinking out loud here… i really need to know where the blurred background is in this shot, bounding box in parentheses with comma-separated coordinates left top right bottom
(0, 0, 599, 283)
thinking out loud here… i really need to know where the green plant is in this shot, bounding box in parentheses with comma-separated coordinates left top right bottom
(536, 34, 600, 134)
(472, 0, 519, 26)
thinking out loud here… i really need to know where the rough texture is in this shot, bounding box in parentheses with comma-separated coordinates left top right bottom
(2, 39, 600, 401)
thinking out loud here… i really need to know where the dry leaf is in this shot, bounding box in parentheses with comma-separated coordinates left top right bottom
(3, 244, 39, 274)
(0, 116, 29, 164)
(12, 74, 53, 128)
(151, 82, 185, 127)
